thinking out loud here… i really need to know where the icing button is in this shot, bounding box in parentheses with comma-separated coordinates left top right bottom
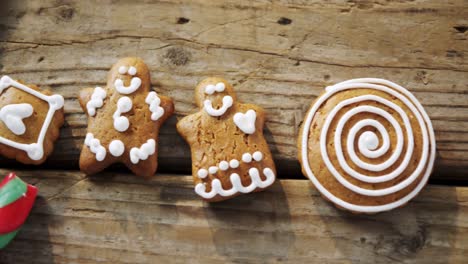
(219, 161, 229, 171)
(242, 153, 252, 163)
(252, 151, 263, 161)
(109, 140, 125, 157)
(197, 169, 208, 179)
(208, 166, 218, 174)
(229, 159, 239, 168)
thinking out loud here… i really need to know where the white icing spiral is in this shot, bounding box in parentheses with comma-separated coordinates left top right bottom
(301, 78, 436, 213)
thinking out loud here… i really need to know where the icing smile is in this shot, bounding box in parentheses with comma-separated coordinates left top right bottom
(203, 96, 233, 116)
(114, 77, 142, 95)
(114, 65, 141, 94)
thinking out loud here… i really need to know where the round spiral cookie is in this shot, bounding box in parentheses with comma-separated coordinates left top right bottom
(298, 78, 436, 213)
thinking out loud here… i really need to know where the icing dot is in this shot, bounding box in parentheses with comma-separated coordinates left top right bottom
(26, 143, 43, 161)
(205, 84, 215, 95)
(128, 66, 137, 76)
(252, 151, 263, 161)
(219, 161, 229, 171)
(242, 153, 252, 163)
(114, 116, 129, 132)
(109, 140, 125, 157)
(229, 159, 239, 168)
(215, 82, 225, 92)
(118, 66, 127, 74)
(118, 96, 133, 112)
(209, 166, 218, 174)
(359, 131, 379, 151)
(197, 169, 208, 179)
(48, 94, 65, 110)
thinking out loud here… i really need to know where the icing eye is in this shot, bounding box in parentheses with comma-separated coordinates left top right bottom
(118, 66, 128, 74)
(215, 82, 225, 92)
(128, 66, 137, 76)
(205, 84, 215, 95)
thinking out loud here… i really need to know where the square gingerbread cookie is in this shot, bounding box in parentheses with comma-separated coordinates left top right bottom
(0, 76, 64, 164)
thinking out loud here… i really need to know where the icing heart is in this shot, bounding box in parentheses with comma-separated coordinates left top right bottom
(233, 109, 256, 134)
(0, 104, 34, 135)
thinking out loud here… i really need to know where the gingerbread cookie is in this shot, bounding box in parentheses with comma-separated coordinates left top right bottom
(177, 77, 276, 202)
(0, 173, 38, 249)
(298, 78, 436, 213)
(79, 57, 174, 177)
(0, 76, 64, 164)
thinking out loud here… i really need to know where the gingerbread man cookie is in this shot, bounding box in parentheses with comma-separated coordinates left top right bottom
(0, 76, 64, 164)
(177, 77, 276, 202)
(79, 57, 174, 177)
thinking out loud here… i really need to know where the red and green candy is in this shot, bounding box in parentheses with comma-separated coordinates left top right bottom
(0, 173, 37, 249)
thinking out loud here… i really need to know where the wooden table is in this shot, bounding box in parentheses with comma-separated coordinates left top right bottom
(0, 0, 467, 263)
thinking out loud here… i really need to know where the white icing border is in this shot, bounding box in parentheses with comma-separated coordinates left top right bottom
(195, 168, 275, 199)
(0, 76, 64, 160)
(84, 133, 106, 161)
(145, 91, 165, 121)
(130, 139, 156, 164)
(300, 78, 436, 213)
(194, 151, 274, 198)
(86, 87, 106, 116)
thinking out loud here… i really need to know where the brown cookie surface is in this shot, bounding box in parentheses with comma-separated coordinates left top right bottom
(0, 76, 64, 164)
(177, 77, 276, 202)
(298, 78, 436, 213)
(79, 57, 174, 177)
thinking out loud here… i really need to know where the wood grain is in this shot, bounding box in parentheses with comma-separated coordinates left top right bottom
(0, 169, 467, 263)
(0, 0, 466, 178)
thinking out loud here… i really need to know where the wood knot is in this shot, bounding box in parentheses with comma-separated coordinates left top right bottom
(277, 17, 292, 25)
(58, 6, 74, 21)
(163, 47, 191, 66)
(454, 26, 467, 33)
(177, 17, 190, 24)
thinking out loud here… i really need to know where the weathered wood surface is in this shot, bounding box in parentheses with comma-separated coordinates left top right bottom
(0, 0, 467, 178)
(0, 169, 467, 263)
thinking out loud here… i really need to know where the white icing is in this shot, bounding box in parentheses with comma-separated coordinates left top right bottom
(197, 169, 208, 179)
(203, 96, 233, 116)
(0, 76, 64, 160)
(300, 78, 436, 213)
(84, 133, 106, 161)
(86, 87, 106, 116)
(252, 151, 263, 161)
(209, 166, 218, 174)
(145, 91, 165, 121)
(0, 103, 33, 135)
(118, 66, 127, 74)
(195, 167, 275, 199)
(233, 110, 256, 134)
(242, 153, 252, 163)
(229, 159, 239, 168)
(113, 97, 132, 132)
(219, 161, 229, 171)
(130, 139, 156, 164)
(204, 82, 225, 95)
(109, 140, 124, 157)
(114, 76, 142, 95)
(128, 66, 137, 76)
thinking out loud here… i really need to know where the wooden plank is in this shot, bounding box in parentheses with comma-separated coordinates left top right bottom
(0, 169, 467, 263)
(0, 0, 467, 179)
